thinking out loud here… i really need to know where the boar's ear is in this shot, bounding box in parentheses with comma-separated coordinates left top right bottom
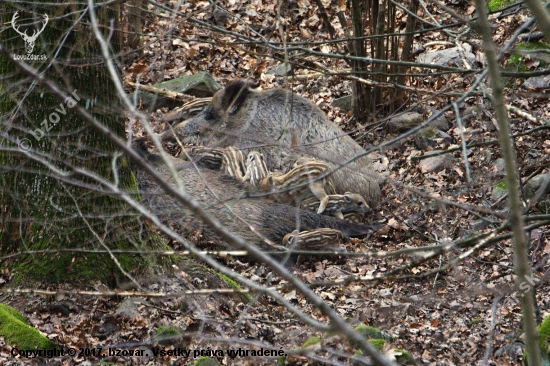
(220, 79, 256, 114)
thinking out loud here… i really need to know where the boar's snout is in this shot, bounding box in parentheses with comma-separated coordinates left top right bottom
(170, 108, 219, 146)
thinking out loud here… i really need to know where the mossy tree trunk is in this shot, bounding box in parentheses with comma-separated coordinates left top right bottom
(0, 1, 167, 285)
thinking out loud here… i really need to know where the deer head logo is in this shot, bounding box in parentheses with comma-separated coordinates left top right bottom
(11, 12, 48, 54)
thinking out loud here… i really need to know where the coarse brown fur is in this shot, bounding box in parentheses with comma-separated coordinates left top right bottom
(169, 79, 385, 207)
(134, 145, 377, 251)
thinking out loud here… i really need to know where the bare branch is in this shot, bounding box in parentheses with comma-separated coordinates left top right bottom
(473, 0, 542, 364)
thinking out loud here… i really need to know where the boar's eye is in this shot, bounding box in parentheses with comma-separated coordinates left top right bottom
(203, 107, 215, 122)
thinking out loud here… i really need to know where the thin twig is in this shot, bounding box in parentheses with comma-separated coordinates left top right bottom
(453, 102, 473, 184)
(473, 0, 542, 363)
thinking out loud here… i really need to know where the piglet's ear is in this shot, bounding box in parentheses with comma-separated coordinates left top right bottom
(343, 192, 352, 202)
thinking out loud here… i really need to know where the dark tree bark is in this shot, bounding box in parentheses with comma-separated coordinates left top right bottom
(350, 0, 372, 118)
(348, 0, 415, 118)
(127, 0, 145, 50)
(392, 0, 419, 107)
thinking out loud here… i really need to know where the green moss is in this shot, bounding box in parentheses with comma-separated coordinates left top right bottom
(508, 42, 549, 72)
(194, 356, 221, 366)
(469, 317, 482, 325)
(301, 336, 321, 348)
(348, 325, 394, 349)
(204, 268, 254, 303)
(508, 54, 525, 72)
(12, 237, 146, 286)
(0, 303, 26, 323)
(9, 212, 172, 285)
(523, 314, 550, 364)
(156, 325, 180, 335)
(155, 325, 182, 346)
(350, 326, 416, 363)
(353, 339, 390, 353)
(128, 170, 142, 202)
(421, 127, 438, 139)
(349, 325, 417, 362)
(353, 325, 394, 341)
(368, 338, 385, 350)
(538, 315, 550, 354)
(488, 0, 515, 11)
(493, 180, 508, 199)
(0, 303, 55, 350)
(395, 348, 417, 365)
(516, 42, 549, 52)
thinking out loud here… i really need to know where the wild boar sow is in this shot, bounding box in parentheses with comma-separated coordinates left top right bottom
(135, 153, 376, 249)
(171, 80, 385, 206)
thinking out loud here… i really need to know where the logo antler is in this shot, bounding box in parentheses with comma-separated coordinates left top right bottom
(11, 11, 48, 54)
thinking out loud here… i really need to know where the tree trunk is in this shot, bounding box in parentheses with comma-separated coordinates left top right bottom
(127, 0, 145, 50)
(350, 0, 371, 119)
(392, 0, 419, 107)
(0, 1, 166, 285)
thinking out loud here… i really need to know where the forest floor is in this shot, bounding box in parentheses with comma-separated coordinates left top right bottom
(2, 0, 550, 365)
